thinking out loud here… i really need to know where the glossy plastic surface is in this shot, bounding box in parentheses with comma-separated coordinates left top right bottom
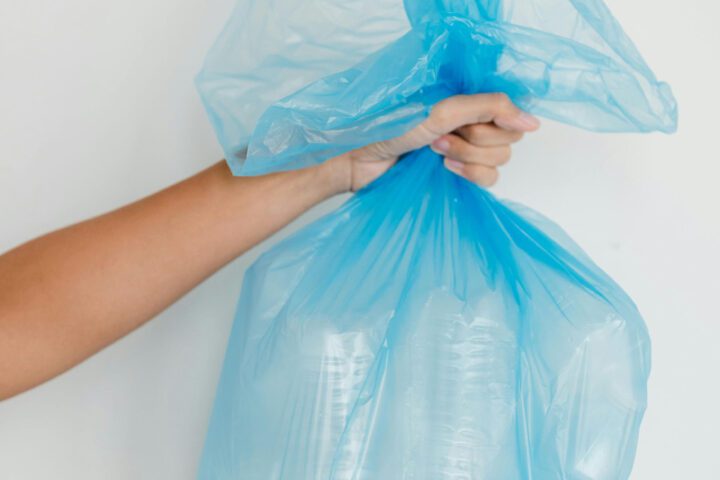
(197, 0, 676, 175)
(197, 1, 677, 478)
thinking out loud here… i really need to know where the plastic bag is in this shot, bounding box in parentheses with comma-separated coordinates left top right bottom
(196, 1, 677, 478)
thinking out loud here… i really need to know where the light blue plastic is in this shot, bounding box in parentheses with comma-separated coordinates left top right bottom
(197, 1, 677, 478)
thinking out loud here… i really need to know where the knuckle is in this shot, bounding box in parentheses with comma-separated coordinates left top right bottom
(411, 123, 440, 146)
(465, 166, 498, 186)
(428, 101, 456, 134)
(494, 146, 512, 165)
(483, 168, 500, 186)
(458, 165, 479, 182)
(490, 92, 512, 109)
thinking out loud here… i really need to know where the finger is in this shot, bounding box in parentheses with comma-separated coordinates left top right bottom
(431, 134, 511, 167)
(426, 93, 540, 136)
(456, 123, 524, 147)
(444, 158, 499, 187)
(362, 93, 539, 159)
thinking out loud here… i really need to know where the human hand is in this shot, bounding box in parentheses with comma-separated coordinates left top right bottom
(325, 93, 540, 192)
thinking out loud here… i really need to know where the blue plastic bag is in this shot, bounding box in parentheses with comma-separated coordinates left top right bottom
(197, 1, 677, 478)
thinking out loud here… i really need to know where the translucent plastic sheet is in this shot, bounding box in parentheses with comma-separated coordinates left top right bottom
(196, 1, 677, 478)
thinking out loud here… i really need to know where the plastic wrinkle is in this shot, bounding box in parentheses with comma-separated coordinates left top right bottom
(196, 1, 677, 479)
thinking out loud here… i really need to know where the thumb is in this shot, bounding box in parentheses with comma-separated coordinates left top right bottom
(368, 93, 539, 159)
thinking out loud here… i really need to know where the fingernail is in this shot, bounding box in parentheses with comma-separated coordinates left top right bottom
(444, 158, 464, 172)
(431, 137, 451, 153)
(515, 112, 541, 130)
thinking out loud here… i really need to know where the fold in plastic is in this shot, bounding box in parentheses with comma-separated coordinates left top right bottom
(196, 1, 677, 478)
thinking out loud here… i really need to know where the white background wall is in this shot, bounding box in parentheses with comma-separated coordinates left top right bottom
(0, 0, 717, 478)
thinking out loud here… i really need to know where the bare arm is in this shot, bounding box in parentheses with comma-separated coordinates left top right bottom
(0, 160, 350, 400)
(0, 93, 538, 400)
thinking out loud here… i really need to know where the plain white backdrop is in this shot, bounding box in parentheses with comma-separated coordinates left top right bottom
(0, 0, 718, 478)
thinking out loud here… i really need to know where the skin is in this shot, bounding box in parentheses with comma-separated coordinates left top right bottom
(0, 93, 539, 401)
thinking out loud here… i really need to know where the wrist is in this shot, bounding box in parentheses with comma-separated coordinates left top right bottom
(315, 154, 352, 197)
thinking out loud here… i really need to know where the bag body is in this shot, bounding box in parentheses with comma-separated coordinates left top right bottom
(199, 150, 651, 479)
(196, 1, 677, 478)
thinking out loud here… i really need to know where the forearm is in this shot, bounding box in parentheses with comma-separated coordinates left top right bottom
(0, 159, 347, 400)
